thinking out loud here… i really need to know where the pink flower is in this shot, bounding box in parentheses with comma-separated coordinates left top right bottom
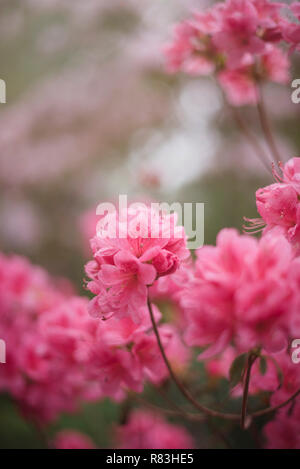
(181, 229, 295, 356)
(88, 344, 143, 401)
(164, 22, 216, 76)
(85, 205, 189, 322)
(218, 67, 258, 106)
(218, 45, 289, 106)
(97, 304, 161, 347)
(283, 157, 300, 195)
(256, 183, 298, 228)
(254, 0, 285, 42)
(280, 3, 300, 53)
(261, 44, 290, 84)
(164, 5, 224, 76)
(115, 410, 194, 449)
(54, 431, 96, 449)
(0, 254, 149, 421)
(213, 0, 266, 68)
(164, 0, 293, 106)
(252, 158, 300, 253)
(0, 253, 105, 422)
(132, 324, 190, 385)
(205, 347, 236, 379)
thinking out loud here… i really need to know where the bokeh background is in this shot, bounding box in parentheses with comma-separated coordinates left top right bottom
(0, 0, 299, 448)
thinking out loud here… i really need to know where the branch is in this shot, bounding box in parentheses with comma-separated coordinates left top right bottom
(148, 289, 300, 424)
(256, 87, 282, 166)
(147, 292, 238, 421)
(241, 353, 257, 429)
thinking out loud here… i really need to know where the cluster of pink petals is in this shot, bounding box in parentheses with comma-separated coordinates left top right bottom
(180, 228, 299, 356)
(89, 309, 190, 400)
(0, 253, 189, 420)
(115, 409, 194, 449)
(85, 205, 190, 323)
(164, 0, 296, 105)
(255, 157, 300, 254)
(0, 254, 104, 422)
(281, 3, 300, 54)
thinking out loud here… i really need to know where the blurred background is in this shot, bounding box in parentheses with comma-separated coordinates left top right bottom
(0, 0, 299, 448)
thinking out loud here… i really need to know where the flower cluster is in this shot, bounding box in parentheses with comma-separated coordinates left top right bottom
(88, 310, 190, 400)
(85, 204, 190, 323)
(254, 157, 300, 254)
(164, 0, 298, 105)
(0, 253, 189, 422)
(180, 227, 299, 356)
(0, 254, 102, 422)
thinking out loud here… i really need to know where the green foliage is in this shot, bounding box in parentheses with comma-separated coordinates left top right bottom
(229, 353, 248, 388)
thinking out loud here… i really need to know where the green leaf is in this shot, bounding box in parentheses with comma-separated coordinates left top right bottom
(267, 356, 284, 389)
(275, 363, 284, 390)
(259, 356, 268, 376)
(229, 353, 248, 388)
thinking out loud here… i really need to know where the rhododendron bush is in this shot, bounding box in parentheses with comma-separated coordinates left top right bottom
(0, 0, 300, 450)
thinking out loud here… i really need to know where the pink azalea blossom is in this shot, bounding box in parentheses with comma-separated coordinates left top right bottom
(0, 254, 165, 421)
(164, 0, 294, 107)
(218, 67, 259, 106)
(115, 409, 194, 449)
(85, 205, 189, 322)
(164, 5, 223, 76)
(54, 431, 96, 449)
(181, 229, 295, 355)
(0, 254, 102, 422)
(205, 347, 236, 379)
(256, 183, 298, 228)
(280, 3, 300, 53)
(132, 324, 190, 385)
(283, 157, 300, 194)
(213, 0, 266, 68)
(252, 158, 300, 253)
(218, 45, 289, 106)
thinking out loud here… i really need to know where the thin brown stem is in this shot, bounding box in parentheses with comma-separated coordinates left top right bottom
(148, 290, 300, 424)
(256, 89, 282, 166)
(147, 292, 238, 421)
(230, 105, 272, 175)
(241, 354, 257, 429)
